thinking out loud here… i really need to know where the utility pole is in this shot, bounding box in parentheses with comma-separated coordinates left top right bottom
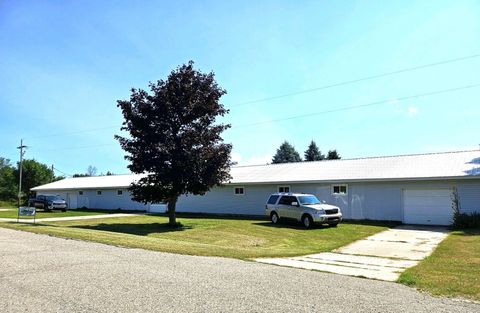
(51, 164, 54, 182)
(17, 139, 27, 207)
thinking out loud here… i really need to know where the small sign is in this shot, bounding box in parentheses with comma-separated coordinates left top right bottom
(19, 207, 36, 216)
(17, 206, 36, 223)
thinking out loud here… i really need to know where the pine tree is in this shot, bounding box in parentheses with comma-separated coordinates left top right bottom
(327, 150, 341, 160)
(304, 141, 325, 161)
(272, 141, 302, 163)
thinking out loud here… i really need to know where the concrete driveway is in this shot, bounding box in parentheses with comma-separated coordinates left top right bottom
(256, 225, 449, 281)
(0, 227, 477, 313)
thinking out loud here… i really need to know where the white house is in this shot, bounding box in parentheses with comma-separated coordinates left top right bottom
(31, 150, 480, 226)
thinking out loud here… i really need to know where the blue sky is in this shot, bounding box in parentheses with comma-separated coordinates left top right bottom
(1, 0, 479, 176)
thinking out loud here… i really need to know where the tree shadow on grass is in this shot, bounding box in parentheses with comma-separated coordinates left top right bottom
(70, 223, 192, 236)
(454, 228, 480, 236)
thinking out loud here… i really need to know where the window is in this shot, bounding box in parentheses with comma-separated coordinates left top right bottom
(278, 196, 297, 205)
(78, 191, 83, 195)
(97, 190, 102, 196)
(332, 184, 348, 195)
(117, 190, 123, 196)
(234, 187, 245, 195)
(278, 186, 290, 193)
(298, 195, 321, 205)
(267, 195, 280, 204)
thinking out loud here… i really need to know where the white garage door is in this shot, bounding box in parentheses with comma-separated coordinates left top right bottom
(403, 189, 453, 226)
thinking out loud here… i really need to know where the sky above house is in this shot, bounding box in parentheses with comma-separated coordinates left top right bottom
(1, 0, 479, 176)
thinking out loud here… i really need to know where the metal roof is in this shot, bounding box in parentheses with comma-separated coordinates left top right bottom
(32, 150, 480, 191)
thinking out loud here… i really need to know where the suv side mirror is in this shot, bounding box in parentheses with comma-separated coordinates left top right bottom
(291, 201, 299, 207)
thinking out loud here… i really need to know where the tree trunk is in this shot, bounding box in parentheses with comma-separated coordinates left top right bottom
(167, 197, 178, 226)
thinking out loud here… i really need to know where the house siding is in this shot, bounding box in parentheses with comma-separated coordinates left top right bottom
(36, 178, 480, 222)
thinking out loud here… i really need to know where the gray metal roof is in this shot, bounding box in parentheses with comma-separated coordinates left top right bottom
(32, 150, 480, 191)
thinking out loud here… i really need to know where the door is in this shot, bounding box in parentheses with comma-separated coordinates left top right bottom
(403, 189, 453, 225)
(277, 195, 297, 219)
(67, 193, 77, 209)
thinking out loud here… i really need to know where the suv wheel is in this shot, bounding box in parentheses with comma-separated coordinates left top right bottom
(270, 212, 279, 224)
(302, 215, 313, 229)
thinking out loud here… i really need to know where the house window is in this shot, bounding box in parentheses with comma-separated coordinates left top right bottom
(332, 185, 348, 195)
(278, 186, 290, 193)
(78, 191, 83, 195)
(117, 190, 123, 196)
(234, 187, 245, 195)
(97, 190, 102, 196)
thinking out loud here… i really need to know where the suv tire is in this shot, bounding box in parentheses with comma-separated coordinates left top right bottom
(302, 214, 313, 229)
(270, 212, 279, 224)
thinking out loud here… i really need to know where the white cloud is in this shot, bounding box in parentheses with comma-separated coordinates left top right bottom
(231, 152, 242, 164)
(407, 106, 419, 115)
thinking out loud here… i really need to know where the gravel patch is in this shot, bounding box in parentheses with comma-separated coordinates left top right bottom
(0, 227, 478, 313)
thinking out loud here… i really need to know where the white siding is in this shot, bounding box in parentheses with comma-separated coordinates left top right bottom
(457, 181, 480, 215)
(38, 178, 480, 224)
(39, 189, 148, 211)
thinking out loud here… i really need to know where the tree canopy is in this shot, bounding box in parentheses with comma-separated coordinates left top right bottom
(13, 159, 55, 198)
(304, 140, 325, 161)
(116, 61, 232, 226)
(327, 150, 341, 160)
(0, 158, 16, 200)
(272, 141, 302, 164)
(0, 157, 63, 202)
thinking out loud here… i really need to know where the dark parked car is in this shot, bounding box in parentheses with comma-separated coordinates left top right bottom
(29, 194, 67, 212)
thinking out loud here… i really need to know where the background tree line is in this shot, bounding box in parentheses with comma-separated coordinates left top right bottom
(272, 140, 341, 164)
(0, 157, 64, 202)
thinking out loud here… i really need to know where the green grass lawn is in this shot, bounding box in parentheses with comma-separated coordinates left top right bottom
(399, 228, 480, 301)
(0, 215, 393, 259)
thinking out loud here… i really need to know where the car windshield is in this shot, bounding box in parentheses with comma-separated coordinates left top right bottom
(45, 196, 61, 201)
(298, 195, 321, 205)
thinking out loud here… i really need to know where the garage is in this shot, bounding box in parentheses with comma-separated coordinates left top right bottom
(403, 189, 453, 226)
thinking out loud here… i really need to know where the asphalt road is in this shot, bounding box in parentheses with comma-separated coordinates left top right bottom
(0, 227, 478, 313)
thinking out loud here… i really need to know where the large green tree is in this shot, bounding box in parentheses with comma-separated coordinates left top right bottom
(327, 150, 341, 160)
(13, 159, 55, 199)
(304, 140, 325, 161)
(272, 141, 302, 163)
(0, 158, 16, 200)
(116, 61, 232, 226)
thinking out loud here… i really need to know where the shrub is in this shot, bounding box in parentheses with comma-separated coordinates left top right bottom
(452, 188, 480, 229)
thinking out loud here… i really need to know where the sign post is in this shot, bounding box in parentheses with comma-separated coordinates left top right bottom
(17, 206, 36, 223)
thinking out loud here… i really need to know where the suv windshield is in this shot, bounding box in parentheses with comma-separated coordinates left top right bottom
(45, 196, 61, 201)
(298, 195, 321, 205)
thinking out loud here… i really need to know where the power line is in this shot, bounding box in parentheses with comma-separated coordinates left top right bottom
(28, 124, 121, 140)
(52, 166, 72, 177)
(229, 53, 480, 107)
(38, 143, 118, 153)
(23, 53, 480, 141)
(31, 83, 480, 153)
(231, 83, 480, 129)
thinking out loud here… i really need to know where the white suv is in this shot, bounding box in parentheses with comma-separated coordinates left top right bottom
(265, 193, 343, 228)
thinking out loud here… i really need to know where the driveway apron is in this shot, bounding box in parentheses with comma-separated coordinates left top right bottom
(255, 225, 449, 281)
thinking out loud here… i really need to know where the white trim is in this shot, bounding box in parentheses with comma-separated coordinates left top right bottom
(331, 184, 348, 195)
(234, 186, 245, 195)
(277, 185, 290, 193)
